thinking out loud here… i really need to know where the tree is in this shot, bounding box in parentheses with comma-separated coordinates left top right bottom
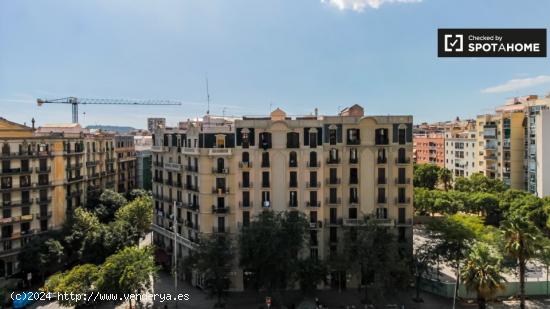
(454, 173, 507, 193)
(43, 264, 100, 307)
(439, 167, 453, 191)
(127, 188, 151, 201)
(239, 211, 308, 294)
(414, 187, 436, 216)
(115, 195, 153, 243)
(413, 164, 441, 190)
(344, 222, 410, 304)
(295, 258, 327, 294)
(96, 246, 157, 308)
(194, 235, 234, 307)
(428, 215, 479, 304)
(501, 215, 545, 309)
(413, 242, 438, 302)
(64, 208, 105, 264)
(468, 192, 500, 224)
(87, 189, 127, 222)
(19, 233, 65, 282)
(460, 242, 506, 309)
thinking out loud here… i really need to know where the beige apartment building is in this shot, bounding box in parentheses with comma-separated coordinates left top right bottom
(444, 120, 477, 178)
(151, 105, 414, 291)
(0, 118, 117, 279)
(114, 135, 137, 194)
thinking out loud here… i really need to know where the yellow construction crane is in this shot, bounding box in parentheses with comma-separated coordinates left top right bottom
(37, 96, 182, 123)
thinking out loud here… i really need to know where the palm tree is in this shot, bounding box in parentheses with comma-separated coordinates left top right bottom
(439, 168, 453, 191)
(501, 215, 544, 309)
(461, 242, 505, 309)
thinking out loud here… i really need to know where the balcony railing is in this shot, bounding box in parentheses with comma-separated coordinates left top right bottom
(324, 218, 343, 226)
(377, 157, 387, 164)
(239, 201, 252, 208)
(37, 211, 53, 219)
(325, 198, 342, 205)
(326, 178, 341, 185)
(377, 197, 387, 204)
(212, 167, 230, 174)
(209, 148, 232, 156)
(212, 187, 230, 194)
(181, 147, 199, 155)
(186, 184, 199, 192)
(212, 206, 230, 214)
(377, 178, 387, 185)
(343, 218, 365, 226)
(261, 181, 270, 188)
(261, 161, 270, 168)
(349, 198, 359, 205)
(395, 197, 411, 204)
(306, 181, 320, 188)
(185, 165, 198, 172)
(238, 161, 252, 168)
(306, 161, 320, 168)
(288, 201, 298, 208)
(238, 182, 253, 189)
(305, 201, 321, 208)
(326, 158, 341, 164)
(212, 226, 230, 234)
(395, 158, 411, 164)
(35, 167, 51, 173)
(395, 178, 411, 185)
(372, 218, 394, 226)
(396, 218, 413, 226)
(349, 158, 359, 164)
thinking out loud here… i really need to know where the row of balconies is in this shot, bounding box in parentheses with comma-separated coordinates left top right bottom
(1, 198, 51, 207)
(0, 214, 34, 225)
(0, 150, 52, 158)
(1, 181, 53, 191)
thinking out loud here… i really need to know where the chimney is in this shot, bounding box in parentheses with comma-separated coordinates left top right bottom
(31, 118, 35, 130)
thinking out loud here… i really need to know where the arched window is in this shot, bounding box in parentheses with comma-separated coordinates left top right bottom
(309, 151, 317, 167)
(289, 151, 297, 167)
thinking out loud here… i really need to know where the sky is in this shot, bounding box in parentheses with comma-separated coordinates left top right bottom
(1, 0, 550, 129)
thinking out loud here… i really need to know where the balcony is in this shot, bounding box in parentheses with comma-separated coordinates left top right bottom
(377, 197, 387, 204)
(395, 158, 411, 164)
(325, 198, 342, 205)
(181, 147, 199, 155)
(288, 161, 298, 168)
(349, 158, 359, 164)
(35, 167, 51, 173)
(349, 178, 359, 185)
(1, 168, 32, 175)
(208, 148, 232, 156)
(86, 161, 99, 167)
(212, 167, 230, 174)
(347, 139, 360, 146)
(65, 164, 83, 171)
(484, 155, 497, 161)
(212, 206, 230, 214)
(396, 218, 413, 226)
(164, 162, 183, 172)
(305, 201, 321, 208)
(239, 201, 252, 209)
(377, 157, 387, 164)
(324, 218, 343, 226)
(395, 197, 411, 204)
(326, 158, 341, 165)
(239, 161, 252, 168)
(288, 201, 298, 208)
(212, 226, 230, 234)
(37, 197, 52, 204)
(37, 211, 53, 219)
(151, 145, 164, 152)
(65, 175, 84, 183)
(34, 181, 53, 188)
(261, 181, 270, 188)
(377, 178, 387, 185)
(183, 203, 199, 211)
(349, 198, 359, 205)
(88, 173, 100, 180)
(212, 187, 230, 195)
(326, 178, 341, 185)
(238, 182, 253, 189)
(395, 178, 411, 185)
(309, 221, 322, 229)
(306, 181, 320, 188)
(67, 190, 82, 198)
(185, 184, 199, 192)
(372, 218, 394, 226)
(306, 161, 320, 168)
(343, 218, 365, 226)
(2, 199, 33, 207)
(185, 165, 198, 172)
(261, 161, 270, 168)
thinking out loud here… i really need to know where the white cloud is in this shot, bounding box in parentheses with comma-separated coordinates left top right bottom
(321, 0, 422, 12)
(481, 75, 550, 94)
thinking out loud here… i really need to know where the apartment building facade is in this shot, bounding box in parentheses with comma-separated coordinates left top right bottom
(444, 121, 477, 178)
(413, 134, 445, 167)
(151, 105, 414, 291)
(114, 135, 137, 194)
(0, 118, 118, 278)
(525, 103, 550, 197)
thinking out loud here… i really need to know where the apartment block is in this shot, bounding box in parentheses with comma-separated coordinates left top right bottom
(444, 121, 477, 177)
(0, 118, 117, 278)
(526, 103, 550, 197)
(114, 135, 137, 194)
(413, 134, 445, 167)
(135, 135, 152, 191)
(151, 105, 414, 291)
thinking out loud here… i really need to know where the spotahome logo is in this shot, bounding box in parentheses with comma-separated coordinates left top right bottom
(438, 29, 546, 57)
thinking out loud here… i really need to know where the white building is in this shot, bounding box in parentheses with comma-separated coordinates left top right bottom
(444, 122, 477, 178)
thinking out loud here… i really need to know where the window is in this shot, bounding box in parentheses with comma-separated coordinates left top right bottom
(216, 158, 225, 172)
(329, 128, 337, 145)
(289, 151, 297, 167)
(398, 168, 406, 184)
(377, 187, 386, 203)
(289, 191, 298, 207)
(243, 211, 250, 227)
(287, 132, 300, 148)
(349, 148, 358, 163)
(262, 191, 270, 207)
(377, 168, 386, 184)
(259, 132, 272, 150)
(309, 151, 318, 166)
(309, 131, 317, 148)
(328, 148, 339, 163)
(350, 168, 358, 184)
(376, 208, 388, 219)
(397, 148, 407, 163)
(349, 187, 358, 204)
(347, 129, 360, 145)
(398, 208, 406, 224)
(289, 171, 298, 187)
(262, 172, 270, 187)
(309, 171, 317, 187)
(242, 191, 250, 207)
(329, 168, 337, 183)
(375, 128, 389, 145)
(348, 208, 357, 219)
(377, 148, 387, 164)
(329, 188, 338, 203)
(398, 125, 407, 144)
(242, 172, 250, 187)
(242, 151, 250, 164)
(261, 152, 270, 168)
(217, 217, 225, 233)
(309, 191, 318, 206)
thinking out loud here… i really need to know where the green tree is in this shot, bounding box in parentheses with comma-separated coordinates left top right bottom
(455, 173, 507, 193)
(89, 189, 128, 222)
(96, 246, 157, 308)
(19, 233, 65, 282)
(428, 215, 479, 304)
(127, 188, 151, 201)
(43, 264, 100, 307)
(501, 215, 545, 309)
(461, 242, 506, 309)
(295, 258, 327, 294)
(413, 187, 436, 216)
(115, 195, 153, 243)
(413, 164, 441, 190)
(439, 167, 453, 191)
(239, 211, 308, 295)
(194, 235, 234, 307)
(413, 242, 438, 302)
